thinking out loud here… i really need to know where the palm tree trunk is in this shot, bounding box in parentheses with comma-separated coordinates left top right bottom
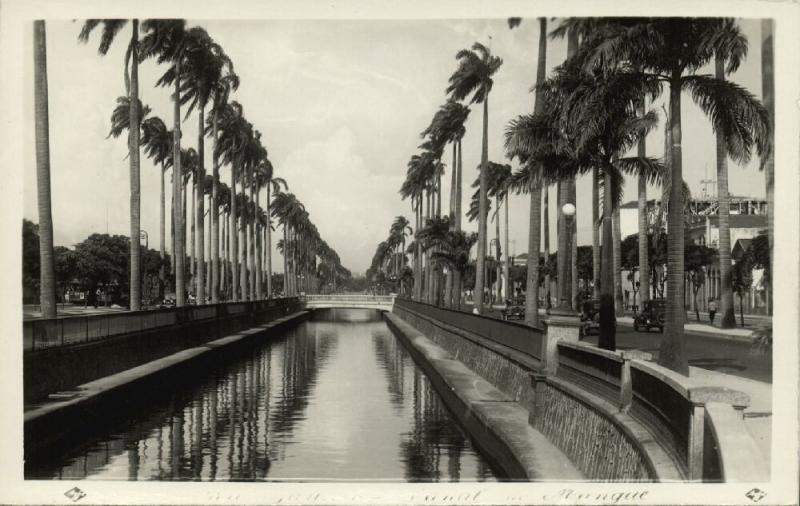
(239, 176, 248, 301)
(495, 196, 502, 304)
(190, 175, 195, 294)
(211, 109, 220, 303)
(613, 206, 623, 316)
(592, 167, 601, 299)
(504, 193, 510, 302)
(637, 100, 650, 310)
(173, 58, 185, 307)
(34, 20, 56, 319)
(171, 179, 175, 275)
(525, 183, 542, 327)
(159, 164, 166, 294)
(127, 20, 142, 311)
(266, 185, 272, 298)
(230, 167, 239, 302)
(599, 166, 616, 350)
(524, 17, 547, 327)
(658, 76, 689, 375)
(196, 105, 206, 305)
(255, 185, 263, 300)
(570, 181, 578, 309)
(544, 185, 550, 308)
(557, 181, 568, 308)
(283, 224, 288, 296)
(474, 96, 489, 314)
(221, 210, 227, 298)
(715, 57, 736, 328)
(248, 168, 255, 300)
(761, 19, 774, 316)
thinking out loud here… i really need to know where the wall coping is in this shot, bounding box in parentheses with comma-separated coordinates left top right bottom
(630, 359, 750, 408)
(704, 402, 769, 481)
(394, 304, 542, 372)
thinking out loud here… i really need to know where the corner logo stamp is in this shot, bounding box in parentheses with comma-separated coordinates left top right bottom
(64, 487, 86, 502)
(745, 488, 766, 503)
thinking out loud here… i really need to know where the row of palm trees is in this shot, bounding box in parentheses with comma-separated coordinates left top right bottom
(383, 18, 772, 375)
(33, 19, 348, 317)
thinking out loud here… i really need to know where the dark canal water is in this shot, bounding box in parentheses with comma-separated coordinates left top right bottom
(28, 309, 501, 481)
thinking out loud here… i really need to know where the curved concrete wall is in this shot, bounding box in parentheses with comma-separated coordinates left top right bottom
(392, 299, 765, 482)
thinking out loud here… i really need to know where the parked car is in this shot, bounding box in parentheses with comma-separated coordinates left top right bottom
(633, 299, 666, 333)
(580, 298, 601, 337)
(501, 297, 525, 321)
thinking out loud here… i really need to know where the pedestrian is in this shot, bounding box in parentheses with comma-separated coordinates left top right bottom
(708, 298, 717, 325)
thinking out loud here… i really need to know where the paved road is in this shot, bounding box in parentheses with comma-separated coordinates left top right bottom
(462, 302, 772, 384)
(582, 326, 772, 384)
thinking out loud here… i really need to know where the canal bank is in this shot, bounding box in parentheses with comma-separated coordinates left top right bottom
(25, 310, 311, 466)
(383, 312, 583, 481)
(25, 308, 505, 481)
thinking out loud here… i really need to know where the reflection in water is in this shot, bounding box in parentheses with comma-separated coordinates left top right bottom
(29, 309, 500, 481)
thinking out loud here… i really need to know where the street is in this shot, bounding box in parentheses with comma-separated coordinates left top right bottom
(462, 302, 772, 384)
(583, 325, 772, 384)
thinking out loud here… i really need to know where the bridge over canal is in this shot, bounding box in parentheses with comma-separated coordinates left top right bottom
(300, 294, 395, 310)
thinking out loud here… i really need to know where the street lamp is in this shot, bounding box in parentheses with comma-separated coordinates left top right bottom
(555, 203, 576, 313)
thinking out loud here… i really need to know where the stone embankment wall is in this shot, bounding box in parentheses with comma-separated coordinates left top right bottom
(392, 298, 764, 482)
(24, 299, 302, 403)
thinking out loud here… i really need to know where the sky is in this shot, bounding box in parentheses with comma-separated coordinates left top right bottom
(23, 18, 769, 276)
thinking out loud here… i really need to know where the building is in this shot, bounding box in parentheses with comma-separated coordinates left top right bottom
(619, 196, 769, 315)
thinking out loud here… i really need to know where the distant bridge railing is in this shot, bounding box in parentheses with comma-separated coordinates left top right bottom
(301, 294, 395, 305)
(23, 298, 300, 352)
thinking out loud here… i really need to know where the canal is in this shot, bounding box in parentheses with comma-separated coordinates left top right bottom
(27, 308, 503, 481)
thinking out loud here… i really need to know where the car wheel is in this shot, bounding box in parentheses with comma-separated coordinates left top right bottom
(658, 326, 664, 333)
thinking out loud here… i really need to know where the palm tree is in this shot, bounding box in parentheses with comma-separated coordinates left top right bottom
(265, 176, 287, 297)
(429, 230, 478, 310)
(252, 158, 272, 299)
(215, 101, 249, 300)
(174, 28, 236, 305)
(140, 116, 172, 268)
(446, 42, 502, 314)
(508, 53, 663, 347)
(761, 20, 774, 315)
(580, 18, 771, 372)
(34, 21, 56, 318)
(139, 19, 188, 305)
(715, 56, 735, 328)
(79, 18, 144, 310)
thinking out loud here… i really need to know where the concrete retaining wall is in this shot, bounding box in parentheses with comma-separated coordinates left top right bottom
(393, 300, 692, 481)
(24, 300, 301, 403)
(384, 312, 582, 481)
(24, 311, 310, 465)
(392, 298, 765, 482)
(393, 305, 538, 411)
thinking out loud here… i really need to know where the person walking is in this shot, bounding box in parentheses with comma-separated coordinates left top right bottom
(708, 298, 718, 326)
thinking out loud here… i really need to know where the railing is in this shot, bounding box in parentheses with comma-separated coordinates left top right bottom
(547, 340, 751, 480)
(23, 298, 300, 352)
(301, 294, 395, 305)
(394, 297, 544, 361)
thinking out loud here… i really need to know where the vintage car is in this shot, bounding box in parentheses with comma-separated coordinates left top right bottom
(580, 298, 601, 336)
(633, 298, 666, 333)
(501, 297, 526, 321)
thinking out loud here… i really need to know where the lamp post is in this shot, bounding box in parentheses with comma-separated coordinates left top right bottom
(555, 203, 576, 313)
(489, 238, 500, 306)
